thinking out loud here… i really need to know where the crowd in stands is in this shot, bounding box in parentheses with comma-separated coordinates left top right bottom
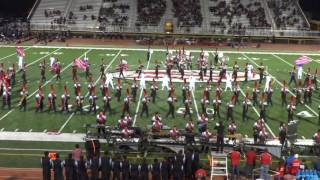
(172, 0, 202, 27)
(209, 0, 270, 32)
(68, 4, 97, 25)
(0, 17, 29, 43)
(44, 9, 67, 26)
(98, 0, 130, 30)
(136, 0, 166, 26)
(268, 0, 309, 29)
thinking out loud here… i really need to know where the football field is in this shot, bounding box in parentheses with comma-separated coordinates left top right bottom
(0, 45, 319, 140)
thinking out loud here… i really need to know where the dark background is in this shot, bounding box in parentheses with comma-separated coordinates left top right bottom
(0, 0, 319, 20)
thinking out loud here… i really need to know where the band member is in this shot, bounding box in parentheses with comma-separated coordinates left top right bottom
(258, 128, 269, 144)
(265, 81, 273, 106)
(198, 113, 208, 133)
(75, 91, 84, 114)
(35, 86, 44, 112)
(201, 129, 212, 141)
(55, 61, 61, 81)
(258, 62, 264, 84)
(293, 81, 303, 106)
(242, 92, 251, 121)
(213, 93, 222, 119)
(103, 88, 112, 115)
(100, 77, 108, 97)
(304, 67, 311, 87)
(118, 116, 128, 129)
(289, 66, 297, 86)
(225, 73, 233, 91)
(2, 83, 11, 109)
(232, 61, 239, 81)
(287, 96, 296, 122)
(170, 126, 179, 140)
(244, 63, 248, 82)
(150, 78, 158, 103)
(136, 60, 144, 78)
(9, 64, 15, 86)
(226, 96, 235, 121)
(281, 81, 289, 106)
(200, 91, 209, 115)
(96, 112, 106, 135)
(100, 59, 106, 77)
(74, 78, 81, 96)
(47, 85, 57, 112)
(152, 112, 162, 123)
(85, 62, 90, 80)
(180, 62, 185, 79)
(252, 81, 260, 106)
(118, 60, 125, 79)
(21, 66, 27, 84)
(124, 113, 132, 126)
(155, 61, 160, 79)
(88, 88, 97, 114)
(166, 90, 176, 118)
(204, 81, 211, 101)
(116, 79, 122, 102)
(39, 60, 46, 82)
(184, 91, 192, 118)
(87, 76, 95, 96)
(233, 81, 240, 105)
(260, 93, 268, 122)
(122, 88, 131, 116)
(253, 119, 264, 144)
(313, 68, 318, 90)
(185, 119, 194, 133)
(61, 85, 70, 113)
(19, 83, 28, 111)
(228, 121, 237, 144)
(209, 64, 214, 82)
(182, 79, 189, 103)
(131, 77, 138, 102)
(140, 89, 150, 117)
(122, 126, 133, 138)
(279, 123, 287, 151)
(105, 71, 114, 89)
(72, 60, 78, 81)
(152, 120, 162, 132)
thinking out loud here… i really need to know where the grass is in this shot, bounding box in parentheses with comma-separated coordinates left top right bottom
(0, 45, 319, 167)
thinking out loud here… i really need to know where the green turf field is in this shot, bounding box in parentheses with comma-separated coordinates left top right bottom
(0, 45, 319, 140)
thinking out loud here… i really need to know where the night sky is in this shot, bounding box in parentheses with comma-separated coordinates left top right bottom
(0, 0, 319, 20)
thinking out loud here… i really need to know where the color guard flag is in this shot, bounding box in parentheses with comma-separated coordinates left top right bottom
(74, 58, 88, 70)
(295, 55, 311, 65)
(16, 47, 25, 57)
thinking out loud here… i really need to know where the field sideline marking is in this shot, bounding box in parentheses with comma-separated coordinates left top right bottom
(238, 87, 276, 138)
(242, 53, 319, 117)
(57, 50, 122, 133)
(272, 54, 320, 84)
(132, 51, 152, 127)
(0, 49, 90, 122)
(191, 90, 199, 118)
(2, 45, 320, 56)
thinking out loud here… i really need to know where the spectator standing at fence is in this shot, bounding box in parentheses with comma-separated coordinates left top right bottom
(229, 147, 241, 179)
(76, 156, 88, 180)
(63, 153, 76, 180)
(101, 151, 112, 180)
(245, 148, 257, 178)
(52, 153, 63, 180)
(260, 148, 272, 180)
(72, 144, 82, 162)
(41, 151, 51, 180)
(275, 160, 285, 180)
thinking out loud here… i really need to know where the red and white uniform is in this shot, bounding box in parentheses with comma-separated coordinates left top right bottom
(201, 130, 212, 140)
(169, 127, 179, 139)
(185, 121, 194, 132)
(152, 120, 162, 132)
(96, 112, 106, 125)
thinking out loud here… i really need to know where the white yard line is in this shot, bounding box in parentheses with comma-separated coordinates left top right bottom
(238, 87, 276, 138)
(24, 48, 62, 69)
(0, 46, 32, 62)
(191, 90, 199, 118)
(0, 49, 92, 122)
(132, 51, 153, 127)
(242, 53, 319, 117)
(2, 45, 320, 56)
(272, 54, 320, 84)
(57, 50, 122, 133)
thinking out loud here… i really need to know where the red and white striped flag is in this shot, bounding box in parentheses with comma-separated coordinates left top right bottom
(16, 47, 25, 57)
(74, 58, 88, 71)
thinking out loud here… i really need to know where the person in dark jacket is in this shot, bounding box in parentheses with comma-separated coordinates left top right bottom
(64, 154, 76, 180)
(130, 160, 139, 179)
(160, 158, 170, 180)
(101, 151, 112, 180)
(112, 156, 122, 180)
(215, 121, 225, 153)
(76, 156, 88, 180)
(151, 158, 161, 180)
(41, 151, 51, 180)
(184, 150, 193, 180)
(122, 156, 130, 180)
(139, 158, 149, 180)
(90, 155, 100, 180)
(52, 153, 64, 180)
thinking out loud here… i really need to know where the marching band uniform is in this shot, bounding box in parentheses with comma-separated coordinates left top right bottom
(72, 62, 77, 81)
(39, 61, 46, 82)
(88, 89, 97, 114)
(152, 120, 162, 132)
(100, 79, 107, 97)
(184, 93, 192, 118)
(9, 64, 15, 86)
(35, 87, 44, 112)
(131, 78, 138, 102)
(266, 82, 273, 106)
(166, 91, 176, 118)
(233, 82, 240, 105)
(258, 63, 264, 84)
(150, 79, 158, 103)
(258, 128, 268, 144)
(185, 120, 194, 133)
(170, 126, 179, 140)
(242, 93, 251, 121)
(87, 78, 95, 96)
(103, 88, 112, 115)
(279, 123, 287, 151)
(228, 121, 237, 144)
(74, 80, 81, 96)
(152, 112, 162, 123)
(244, 63, 248, 82)
(75, 92, 84, 114)
(281, 81, 289, 106)
(47, 85, 57, 112)
(253, 119, 264, 144)
(213, 94, 221, 119)
(252, 81, 260, 106)
(55, 62, 61, 81)
(122, 88, 131, 116)
(19, 83, 28, 111)
(2, 85, 11, 109)
(200, 93, 209, 115)
(260, 93, 268, 122)
(198, 114, 208, 133)
(201, 129, 212, 142)
(100, 60, 106, 77)
(313, 68, 318, 90)
(289, 66, 297, 86)
(96, 112, 106, 135)
(287, 96, 296, 122)
(140, 89, 150, 117)
(118, 117, 128, 129)
(293, 82, 303, 105)
(182, 79, 189, 103)
(61, 86, 70, 113)
(232, 61, 239, 81)
(155, 63, 160, 79)
(226, 96, 235, 121)
(116, 79, 122, 102)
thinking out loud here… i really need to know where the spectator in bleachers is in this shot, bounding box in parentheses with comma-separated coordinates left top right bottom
(136, 0, 166, 26)
(72, 144, 82, 162)
(172, 0, 202, 27)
